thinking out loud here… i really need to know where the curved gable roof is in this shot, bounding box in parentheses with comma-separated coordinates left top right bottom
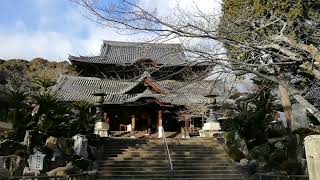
(70, 40, 187, 66)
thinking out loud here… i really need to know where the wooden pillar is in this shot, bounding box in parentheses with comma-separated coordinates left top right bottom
(104, 112, 110, 133)
(158, 110, 163, 138)
(104, 113, 109, 126)
(131, 114, 136, 137)
(201, 116, 204, 127)
(147, 118, 151, 133)
(185, 118, 190, 138)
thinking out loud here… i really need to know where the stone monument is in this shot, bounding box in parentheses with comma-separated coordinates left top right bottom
(291, 103, 308, 130)
(304, 135, 320, 180)
(23, 150, 46, 176)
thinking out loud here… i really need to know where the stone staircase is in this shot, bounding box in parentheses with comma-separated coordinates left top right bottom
(110, 131, 182, 139)
(97, 138, 246, 180)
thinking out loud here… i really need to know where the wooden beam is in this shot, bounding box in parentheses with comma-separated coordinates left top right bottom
(144, 78, 167, 95)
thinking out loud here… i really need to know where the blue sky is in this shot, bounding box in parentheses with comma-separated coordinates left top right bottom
(1, 1, 86, 37)
(0, 0, 221, 61)
(0, 0, 135, 61)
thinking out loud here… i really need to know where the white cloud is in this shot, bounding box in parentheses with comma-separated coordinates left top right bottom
(0, 30, 72, 61)
(139, 0, 221, 17)
(0, 6, 144, 61)
(0, 0, 222, 61)
(0, 23, 144, 61)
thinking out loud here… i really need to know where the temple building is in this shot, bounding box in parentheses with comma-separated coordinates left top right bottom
(53, 40, 216, 138)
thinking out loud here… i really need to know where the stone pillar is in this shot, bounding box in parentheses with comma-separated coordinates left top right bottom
(131, 114, 136, 138)
(304, 135, 320, 180)
(158, 110, 163, 138)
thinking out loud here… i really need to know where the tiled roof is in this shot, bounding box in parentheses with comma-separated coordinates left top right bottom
(69, 41, 187, 66)
(52, 76, 134, 103)
(52, 75, 213, 105)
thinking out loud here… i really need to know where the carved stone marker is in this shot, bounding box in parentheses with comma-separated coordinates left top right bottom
(24, 151, 46, 176)
(291, 103, 308, 130)
(304, 135, 320, 180)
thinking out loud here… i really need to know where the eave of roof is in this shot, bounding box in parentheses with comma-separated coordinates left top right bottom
(52, 75, 213, 105)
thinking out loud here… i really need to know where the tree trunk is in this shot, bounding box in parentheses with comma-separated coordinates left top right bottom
(278, 82, 292, 128)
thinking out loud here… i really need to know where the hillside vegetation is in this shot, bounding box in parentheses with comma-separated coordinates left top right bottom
(0, 58, 77, 93)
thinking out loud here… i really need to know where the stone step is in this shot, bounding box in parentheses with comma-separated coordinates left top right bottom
(103, 146, 223, 150)
(103, 149, 225, 153)
(99, 169, 242, 173)
(103, 146, 222, 150)
(104, 145, 223, 148)
(97, 138, 246, 179)
(102, 153, 230, 158)
(102, 141, 219, 145)
(99, 161, 233, 167)
(98, 166, 239, 171)
(103, 141, 219, 144)
(103, 155, 229, 160)
(97, 173, 244, 179)
(103, 150, 228, 155)
(102, 156, 231, 163)
(103, 153, 228, 158)
(105, 157, 231, 161)
(98, 170, 243, 176)
(96, 176, 244, 180)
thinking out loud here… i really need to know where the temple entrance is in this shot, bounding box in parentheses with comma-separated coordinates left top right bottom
(135, 111, 157, 132)
(107, 110, 131, 131)
(102, 102, 182, 138)
(191, 117, 203, 132)
(163, 111, 180, 132)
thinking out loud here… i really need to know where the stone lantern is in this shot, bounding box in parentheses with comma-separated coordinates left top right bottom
(93, 85, 109, 137)
(199, 92, 221, 137)
(93, 85, 105, 119)
(94, 92, 105, 105)
(205, 94, 217, 123)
